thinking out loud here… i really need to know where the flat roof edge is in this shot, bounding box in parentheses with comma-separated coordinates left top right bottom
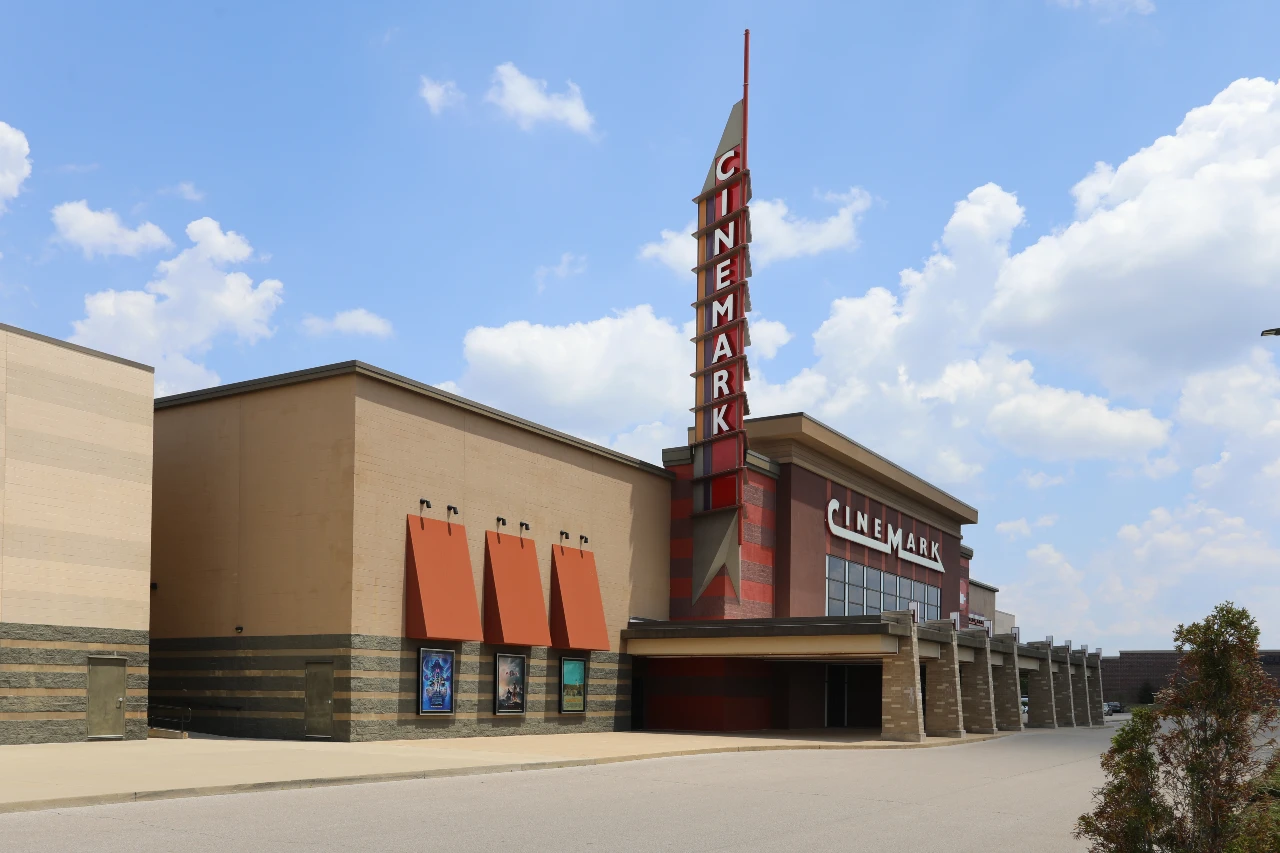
(155, 361, 673, 478)
(745, 412, 978, 524)
(0, 322, 155, 373)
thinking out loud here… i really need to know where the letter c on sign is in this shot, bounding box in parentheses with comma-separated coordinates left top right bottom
(715, 149, 738, 181)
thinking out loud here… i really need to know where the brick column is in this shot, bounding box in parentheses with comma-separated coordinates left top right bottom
(880, 612, 925, 742)
(1052, 645, 1076, 727)
(991, 634, 1023, 732)
(958, 629, 997, 734)
(1087, 652, 1105, 721)
(1071, 650, 1092, 726)
(921, 620, 965, 738)
(1024, 641, 1057, 728)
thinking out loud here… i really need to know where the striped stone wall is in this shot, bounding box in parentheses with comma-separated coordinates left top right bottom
(0, 622, 148, 744)
(150, 634, 630, 742)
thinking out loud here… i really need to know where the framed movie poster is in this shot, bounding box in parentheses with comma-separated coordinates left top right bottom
(494, 653, 526, 715)
(418, 648, 455, 715)
(560, 657, 587, 713)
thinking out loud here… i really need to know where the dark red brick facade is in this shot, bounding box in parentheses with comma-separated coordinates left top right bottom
(666, 463, 777, 620)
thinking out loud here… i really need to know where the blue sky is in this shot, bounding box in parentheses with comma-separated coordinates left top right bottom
(3, 1, 1280, 649)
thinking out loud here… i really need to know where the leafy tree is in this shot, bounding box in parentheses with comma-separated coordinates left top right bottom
(1076, 603, 1280, 853)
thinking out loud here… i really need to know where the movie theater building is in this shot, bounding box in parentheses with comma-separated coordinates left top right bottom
(142, 41, 1104, 744)
(0, 324, 154, 745)
(144, 358, 1105, 742)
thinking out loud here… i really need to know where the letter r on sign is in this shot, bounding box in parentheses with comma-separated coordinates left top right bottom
(712, 369, 730, 399)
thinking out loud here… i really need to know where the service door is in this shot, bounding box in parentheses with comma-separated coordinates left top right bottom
(87, 656, 127, 739)
(304, 661, 334, 738)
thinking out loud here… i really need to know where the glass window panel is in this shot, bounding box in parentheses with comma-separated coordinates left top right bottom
(865, 568, 882, 591)
(847, 563, 865, 588)
(826, 555, 846, 581)
(926, 585, 940, 605)
(828, 597, 845, 617)
(883, 594, 898, 612)
(865, 601, 881, 616)
(926, 604, 940, 621)
(847, 602, 864, 616)
(848, 586, 863, 606)
(827, 579, 845, 601)
(913, 581, 926, 603)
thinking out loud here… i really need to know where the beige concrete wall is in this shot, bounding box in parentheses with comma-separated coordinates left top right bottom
(968, 584, 996, 621)
(0, 331, 153, 631)
(351, 376, 670, 651)
(151, 376, 355, 638)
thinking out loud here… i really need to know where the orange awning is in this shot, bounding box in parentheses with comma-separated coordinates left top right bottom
(404, 515, 483, 641)
(483, 531, 552, 647)
(550, 546, 610, 651)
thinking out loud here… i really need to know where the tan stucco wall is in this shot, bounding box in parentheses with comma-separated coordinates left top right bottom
(150, 376, 355, 638)
(351, 376, 671, 651)
(0, 331, 153, 631)
(969, 584, 997, 621)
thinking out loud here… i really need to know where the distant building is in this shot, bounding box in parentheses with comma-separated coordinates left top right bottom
(1100, 650, 1280, 705)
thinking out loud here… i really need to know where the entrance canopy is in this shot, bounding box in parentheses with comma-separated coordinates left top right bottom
(623, 616, 906, 660)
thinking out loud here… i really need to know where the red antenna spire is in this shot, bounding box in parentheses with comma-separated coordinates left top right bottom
(742, 29, 750, 169)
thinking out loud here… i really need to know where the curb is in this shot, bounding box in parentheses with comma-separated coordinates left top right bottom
(0, 732, 1011, 815)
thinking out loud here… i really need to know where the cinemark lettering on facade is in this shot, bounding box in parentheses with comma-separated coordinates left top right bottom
(826, 498, 946, 573)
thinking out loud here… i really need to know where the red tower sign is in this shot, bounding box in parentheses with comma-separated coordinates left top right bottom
(687, 31, 754, 603)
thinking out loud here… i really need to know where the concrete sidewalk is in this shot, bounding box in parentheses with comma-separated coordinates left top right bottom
(0, 729, 1009, 814)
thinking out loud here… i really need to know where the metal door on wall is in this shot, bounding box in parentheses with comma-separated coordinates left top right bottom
(304, 661, 334, 738)
(87, 656, 127, 739)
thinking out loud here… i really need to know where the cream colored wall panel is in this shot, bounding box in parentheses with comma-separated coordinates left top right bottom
(5, 364, 151, 428)
(5, 331, 153, 396)
(1, 557, 149, 630)
(6, 393, 152, 456)
(150, 397, 242, 638)
(150, 376, 355, 639)
(350, 377, 671, 648)
(4, 460, 151, 542)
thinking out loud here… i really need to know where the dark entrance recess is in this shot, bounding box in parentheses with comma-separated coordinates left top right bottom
(825, 663, 882, 728)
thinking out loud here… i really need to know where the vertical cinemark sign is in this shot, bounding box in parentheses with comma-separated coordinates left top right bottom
(688, 31, 753, 603)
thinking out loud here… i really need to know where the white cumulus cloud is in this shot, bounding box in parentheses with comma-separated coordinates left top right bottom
(749, 318, 793, 359)
(639, 188, 872, 275)
(995, 518, 1033, 539)
(485, 62, 594, 136)
(534, 252, 586, 293)
(986, 77, 1280, 396)
(450, 305, 689, 447)
(52, 200, 173, 258)
(70, 217, 283, 395)
(1053, 0, 1155, 15)
(420, 77, 464, 115)
(0, 121, 33, 215)
(302, 308, 393, 338)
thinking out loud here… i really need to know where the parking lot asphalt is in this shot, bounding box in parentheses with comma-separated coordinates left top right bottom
(0, 723, 1115, 853)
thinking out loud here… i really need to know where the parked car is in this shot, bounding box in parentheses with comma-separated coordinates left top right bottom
(1020, 696, 1029, 714)
(1105, 701, 1121, 715)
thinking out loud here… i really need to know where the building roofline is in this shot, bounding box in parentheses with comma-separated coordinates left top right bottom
(0, 322, 154, 373)
(155, 360, 673, 478)
(969, 579, 999, 593)
(743, 412, 978, 525)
